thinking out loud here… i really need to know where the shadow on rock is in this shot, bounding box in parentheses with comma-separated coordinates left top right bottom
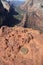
(0, 3, 20, 27)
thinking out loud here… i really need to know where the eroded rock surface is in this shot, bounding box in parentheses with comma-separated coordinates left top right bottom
(0, 26, 43, 65)
(20, 0, 43, 32)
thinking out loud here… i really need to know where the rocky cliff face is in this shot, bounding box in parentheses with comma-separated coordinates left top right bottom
(1, 0, 10, 12)
(0, 26, 43, 65)
(20, 0, 43, 32)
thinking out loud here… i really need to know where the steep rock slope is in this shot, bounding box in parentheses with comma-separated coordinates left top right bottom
(20, 0, 43, 32)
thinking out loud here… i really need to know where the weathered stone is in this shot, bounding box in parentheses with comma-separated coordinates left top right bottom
(0, 26, 43, 65)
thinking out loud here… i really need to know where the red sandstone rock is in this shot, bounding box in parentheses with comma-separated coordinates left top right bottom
(0, 26, 43, 65)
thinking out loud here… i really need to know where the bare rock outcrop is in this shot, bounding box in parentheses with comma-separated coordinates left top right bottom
(20, 0, 43, 32)
(0, 26, 43, 65)
(1, 0, 10, 12)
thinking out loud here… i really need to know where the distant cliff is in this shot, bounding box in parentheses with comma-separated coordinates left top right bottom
(20, 0, 43, 32)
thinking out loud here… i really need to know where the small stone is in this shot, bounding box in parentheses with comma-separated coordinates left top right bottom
(20, 47, 28, 55)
